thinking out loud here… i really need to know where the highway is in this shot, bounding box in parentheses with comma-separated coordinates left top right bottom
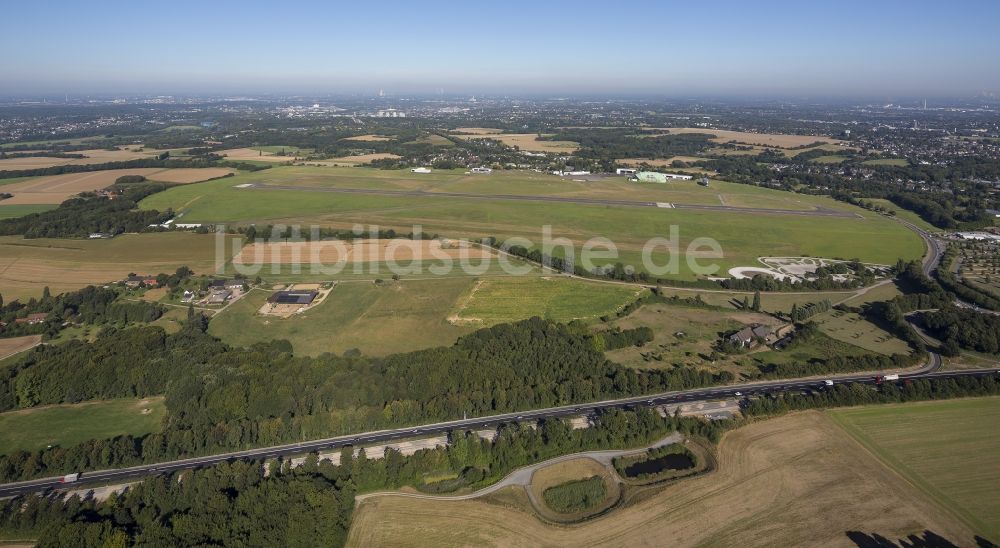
(2, 350, 995, 499)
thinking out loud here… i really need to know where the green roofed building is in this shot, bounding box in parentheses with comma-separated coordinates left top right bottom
(634, 171, 669, 183)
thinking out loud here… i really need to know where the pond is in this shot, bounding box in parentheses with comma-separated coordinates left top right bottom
(623, 453, 695, 477)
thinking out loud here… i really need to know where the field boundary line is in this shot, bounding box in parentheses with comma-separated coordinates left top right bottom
(826, 407, 992, 539)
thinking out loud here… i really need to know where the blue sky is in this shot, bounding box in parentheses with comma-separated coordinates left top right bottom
(2, 0, 999, 97)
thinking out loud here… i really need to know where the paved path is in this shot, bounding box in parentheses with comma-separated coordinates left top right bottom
(355, 432, 683, 504)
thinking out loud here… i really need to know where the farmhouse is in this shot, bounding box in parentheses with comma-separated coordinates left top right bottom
(728, 325, 773, 349)
(209, 279, 246, 291)
(124, 275, 159, 288)
(15, 313, 49, 325)
(268, 290, 318, 305)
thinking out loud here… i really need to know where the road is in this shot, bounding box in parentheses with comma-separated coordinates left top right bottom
(3, 350, 994, 499)
(354, 432, 683, 503)
(245, 183, 859, 218)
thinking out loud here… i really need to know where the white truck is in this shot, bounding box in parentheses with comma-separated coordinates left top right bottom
(884, 374, 899, 381)
(60, 473, 80, 483)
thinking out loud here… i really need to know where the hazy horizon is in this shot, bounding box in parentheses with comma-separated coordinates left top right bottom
(3, 0, 999, 98)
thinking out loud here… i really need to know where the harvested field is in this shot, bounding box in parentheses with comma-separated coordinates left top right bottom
(0, 147, 158, 170)
(452, 127, 504, 135)
(0, 168, 166, 204)
(450, 133, 579, 153)
(305, 153, 402, 166)
(649, 127, 845, 149)
(0, 232, 229, 300)
(454, 276, 640, 325)
(347, 411, 978, 547)
(218, 148, 298, 162)
(232, 238, 494, 266)
(0, 335, 42, 360)
(620, 156, 706, 167)
(342, 134, 393, 142)
(831, 397, 1000, 542)
(146, 167, 235, 184)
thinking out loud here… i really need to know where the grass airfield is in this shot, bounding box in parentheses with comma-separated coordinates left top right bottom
(140, 166, 922, 281)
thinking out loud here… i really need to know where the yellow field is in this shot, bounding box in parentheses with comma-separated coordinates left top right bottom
(341, 134, 394, 142)
(452, 127, 504, 135)
(0, 232, 228, 300)
(347, 412, 977, 547)
(0, 147, 160, 170)
(218, 148, 297, 162)
(146, 167, 235, 184)
(650, 127, 846, 149)
(305, 153, 402, 166)
(450, 133, 579, 153)
(0, 168, 168, 204)
(0, 335, 42, 360)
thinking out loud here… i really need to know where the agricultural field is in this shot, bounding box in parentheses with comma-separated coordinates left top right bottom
(139, 166, 923, 280)
(0, 397, 166, 453)
(0, 204, 56, 219)
(812, 155, 848, 164)
(341, 134, 394, 142)
(0, 168, 167, 204)
(863, 158, 909, 167)
(0, 232, 227, 300)
(304, 153, 401, 166)
(830, 397, 1000, 543)
(451, 127, 504, 135)
(648, 127, 846, 149)
(0, 335, 42, 360)
(454, 276, 641, 326)
(208, 278, 481, 357)
(0, 147, 161, 170)
(654, 287, 857, 313)
(347, 411, 978, 546)
(449, 133, 579, 152)
(232, 238, 494, 267)
(217, 148, 300, 162)
(145, 167, 235, 184)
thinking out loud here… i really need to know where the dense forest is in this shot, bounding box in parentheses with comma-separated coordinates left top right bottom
(0, 407, 726, 546)
(922, 307, 1000, 355)
(0, 285, 163, 339)
(0, 182, 173, 238)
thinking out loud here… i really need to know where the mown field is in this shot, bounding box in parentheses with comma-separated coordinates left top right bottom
(208, 279, 479, 357)
(347, 411, 978, 546)
(0, 232, 228, 300)
(139, 166, 922, 280)
(830, 397, 1000, 543)
(455, 276, 641, 326)
(209, 275, 640, 356)
(0, 397, 166, 453)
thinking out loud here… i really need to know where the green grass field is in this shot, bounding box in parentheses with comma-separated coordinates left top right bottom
(209, 278, 480, 357)
(140, 166, 923, 281)
(867, 198, 938, 232)
(0, 204, 57, 219)
(210, 275, 641, 356)
(0, 397, 166, 453)
(830, 397, 1000, 543)
(456, 276, 641, 325)
(862, 158, 909, 167)
(812, 155, 848, 164)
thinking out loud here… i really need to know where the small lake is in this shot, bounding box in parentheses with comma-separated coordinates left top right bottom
(623, 453, 695, 477)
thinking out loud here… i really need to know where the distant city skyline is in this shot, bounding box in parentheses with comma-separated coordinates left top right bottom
(2, 0, 999, 98)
